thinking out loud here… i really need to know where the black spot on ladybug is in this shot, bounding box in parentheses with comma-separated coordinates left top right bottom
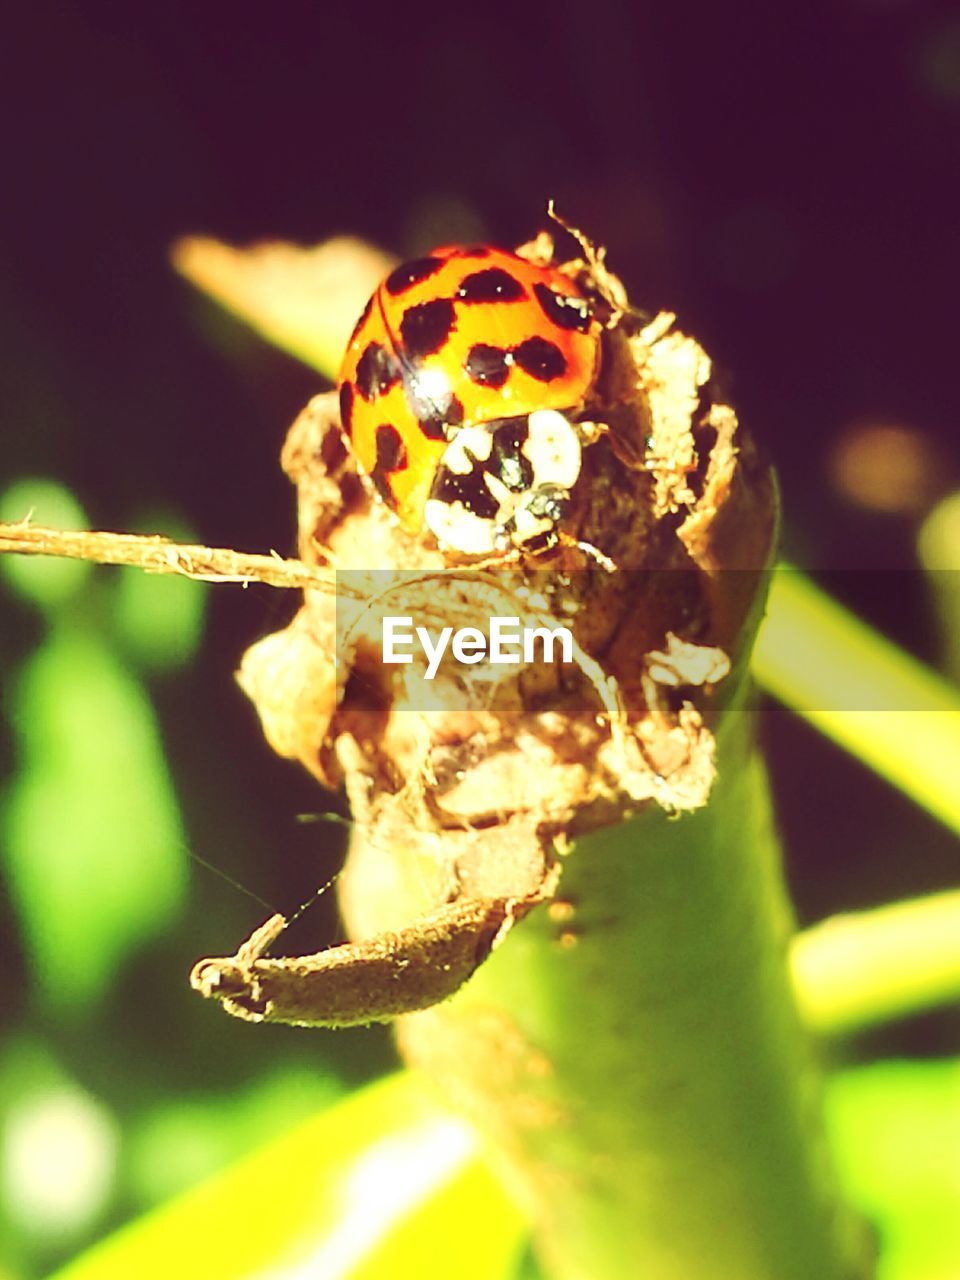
(400, 299, 457, 359)
(533, 282, 593, 333)
(370, 423, 408, 500)
(430, 460, 500, 521)
(417, 415, 451, 441)
(356, 342, 402, 401)
(445, 394, 465, 427)
(339, 381, 355, 435)
(413, 391, 464, 441)
(490, 417, 535, 492)
(402, 368, 465, 440)
(385, 256, 444, 296)
(513, 336, 567, 382)
(453, 246, 492, 259)
(457, 268, 526, 304)
(401, 368, 463, 439)
(348, 293, 374, 346)
(464, 343, 511, 388)
(374, 423, 407, 473)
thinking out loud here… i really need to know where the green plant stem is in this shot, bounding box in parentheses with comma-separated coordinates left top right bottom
(397, 708, 867, 1280)
(792, 890, 960, 1037)
(755, 567, 960, 835)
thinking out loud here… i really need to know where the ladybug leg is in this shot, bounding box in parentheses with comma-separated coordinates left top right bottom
(505, 482, 570, 549)
(555, 531, 618, 572)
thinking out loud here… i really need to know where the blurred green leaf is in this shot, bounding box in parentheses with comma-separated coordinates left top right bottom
(792, 891, 960, 1037)
(127, 1068, 343, 1208)
(112, 514, 206, 672)
(826, 1060, 960, 1280)
(0, 480, 91, 609)
(0, 1040, 119, 1250)
(1, 626, 188, 1012)
(918, 489, 960, 681)
(49, 1071, 527, 1280)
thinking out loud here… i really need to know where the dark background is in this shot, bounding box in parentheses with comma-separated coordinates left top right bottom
(1, 2, 959, 1266)
(4, 0, 959, 560)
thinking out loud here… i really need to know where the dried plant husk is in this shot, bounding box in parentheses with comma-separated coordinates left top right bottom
(235, 235, 778, 937)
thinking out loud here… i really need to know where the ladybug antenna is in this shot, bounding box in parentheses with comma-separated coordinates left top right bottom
(546, 202, 606, 271)
(558, 531, 618, 573)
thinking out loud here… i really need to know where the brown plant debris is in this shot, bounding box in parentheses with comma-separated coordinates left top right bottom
(0, 221, 777, 1029)
(190, 890, 546, 1028)
(196, 223, 777, 1027)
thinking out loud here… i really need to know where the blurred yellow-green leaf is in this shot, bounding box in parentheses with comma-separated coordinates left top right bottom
(172, 237, 392, 381)
(755, 567, 960, 836)
(826, 1060, 960, 1280)
(127, 1068, 343, 1208)
(49, 1071, 526, 1280)
(918, 489, 960, 681)
(44, 1056, 960, 1280)
(792, 891, 960, 1037)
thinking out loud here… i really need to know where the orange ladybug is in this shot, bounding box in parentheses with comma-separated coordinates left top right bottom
(337, 245, 602, 555)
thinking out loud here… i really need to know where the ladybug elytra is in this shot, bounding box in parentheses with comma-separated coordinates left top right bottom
(337, 244, 602, 556)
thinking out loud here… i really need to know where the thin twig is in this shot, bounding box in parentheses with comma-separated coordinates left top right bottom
(0, 521, 336, 593)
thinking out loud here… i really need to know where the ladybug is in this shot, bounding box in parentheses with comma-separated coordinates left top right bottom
(337, 244, 602, 556)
